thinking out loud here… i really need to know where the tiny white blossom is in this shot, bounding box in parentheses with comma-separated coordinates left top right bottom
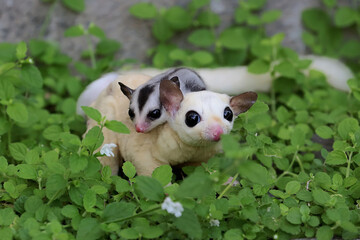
(161, 197, 184, 217)
(273, 234, 278, 239)
(100, 143, 117, 157)
(209, 219, 220, 227)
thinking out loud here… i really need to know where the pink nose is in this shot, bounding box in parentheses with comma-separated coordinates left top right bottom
(210, 125, 223, 141)
(135, 125, 146, 133)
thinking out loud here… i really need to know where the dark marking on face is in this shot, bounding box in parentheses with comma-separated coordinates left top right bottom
(185, 81, 206, 92)
(138, 84, 155, 112)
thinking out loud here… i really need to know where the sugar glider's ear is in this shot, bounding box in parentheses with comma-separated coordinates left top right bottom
(230, 92, 258, 115)
(118, 82, 134, 100)
(170, 76, 180, 88)
(160, 79, 184, 117)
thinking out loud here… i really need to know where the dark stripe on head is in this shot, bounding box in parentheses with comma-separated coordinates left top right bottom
(185, 81, 206, 92)
(138, 84, 155, 112)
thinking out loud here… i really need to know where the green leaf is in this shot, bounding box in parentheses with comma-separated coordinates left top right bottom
(96, 39, 121, 55)
(152, 165, 173, 186)
(314, 172, 332, 190)
(164, 6, 192, 30)
(245, 0, 266, 9)
(16, 41, 27, 60)
(219, 28, 248, 50)
(285, 181, 301, 195)
(338, 117, 359, 140)
(129, 2, 157, 19)
(291, 126, 306, 147)
(322, 0, 336, 7)
(197, 10, 220, 27)
(81, 106, 102, 123)
(16, 164, 37, 180)
(62, 0, 85, 13)
(20, 64, 43, 89)
(9, 142, 28, 161)
(135, 176, 164, 201)
(286, 207, 302, 225)
(174, 209, 202, 239)
(83, 126, 104, 150)
(64, 25, 86, 37)
(70, 155, 88, 173)
(302, 8, 331, 33)
(0, 156, 8, 172)
(76, 218, 104, 240)
(122, 161, 136, 179)
(326, 150, 347, 166)
(43, 125, 63, 141)
(238, 161, 268, 185)
(191, 51, 213, 66)
(316, 226, 333, 240)
(83, 189, 96, 211)
(46, 174, 67, 201)
(188, 29, 215, 47)
(0, 208, 16, 226)
(24, 196, 43, 214)
(316, 126, 334, 139)
(175, 172, 213, 199)
(224, 228, 243, 240)
(102, 202, 136, 222)
(0, 228, 12, 240)
(61, 205, 79, 218)
(7, 102, 28, 123)
(248, 59, 270, 74)
(88, 22, 106, 39)
(335, 7, 357, 27)
(261, 10, 282, 23)
(0, 63, 15, 78)
(312, 188, 330, 206)
(105, 120, 130, 133)
(274, 61, 297, 78)
(91, 185, 107, 194)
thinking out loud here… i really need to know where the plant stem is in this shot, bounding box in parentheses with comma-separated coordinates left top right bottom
(217, 173, 239, 199)
(346, 151, 354, 178)
(85, 33, 97, 69)
(39, 0, 58, 39)
(276, 150, 298, 182)
(102, 205, 161, 224)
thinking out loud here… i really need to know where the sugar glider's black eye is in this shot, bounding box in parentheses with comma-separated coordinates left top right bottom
(148, 109, 161, 120)
(128, 109, 135, 120)
(185, 111, 201, 127)
(224, 107, 233, 122)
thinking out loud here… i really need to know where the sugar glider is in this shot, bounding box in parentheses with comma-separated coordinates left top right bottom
(118, 67, 207, 133)
(85, 74, 257, 175)
(76, 55, 354, 117)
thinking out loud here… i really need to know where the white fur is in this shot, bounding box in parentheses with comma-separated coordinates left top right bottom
(77, 55, 354, 117)
(86, 74, 246, 175)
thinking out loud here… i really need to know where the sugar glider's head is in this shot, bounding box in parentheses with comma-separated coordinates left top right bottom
(118, 77, 181, 133)
(160, 80, 258, 146)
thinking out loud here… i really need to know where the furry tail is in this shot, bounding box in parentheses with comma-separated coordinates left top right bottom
(199, 55, 353, 95)
(76, 55, 354, 116)
(76, 72, 119, 117)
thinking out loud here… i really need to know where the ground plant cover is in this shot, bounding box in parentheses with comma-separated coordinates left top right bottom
(0, 0, 360, 239)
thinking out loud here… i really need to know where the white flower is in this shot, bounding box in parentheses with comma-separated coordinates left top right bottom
(100, 143, 117, 157)
(209, 219, 220, 227)
(161, 197, 184, 217)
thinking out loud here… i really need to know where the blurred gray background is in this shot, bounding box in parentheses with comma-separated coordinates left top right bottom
(0, 0, 352, 63)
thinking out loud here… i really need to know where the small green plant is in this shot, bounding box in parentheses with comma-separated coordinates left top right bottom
(0, 0, 360, 239)
(129, 0, 282, 68)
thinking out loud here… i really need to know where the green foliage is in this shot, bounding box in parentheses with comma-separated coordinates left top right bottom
(1, 0, 360, 239)
(129, 0, 281, 68)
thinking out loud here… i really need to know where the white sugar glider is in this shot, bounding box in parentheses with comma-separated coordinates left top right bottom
(85, 73, 257, 175)
(118, 67, 207, 133)
(76, 55, 354, 118)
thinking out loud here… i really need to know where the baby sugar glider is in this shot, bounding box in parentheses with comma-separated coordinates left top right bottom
(118, 67, 207, 133)
(86, 74, 257, 175)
